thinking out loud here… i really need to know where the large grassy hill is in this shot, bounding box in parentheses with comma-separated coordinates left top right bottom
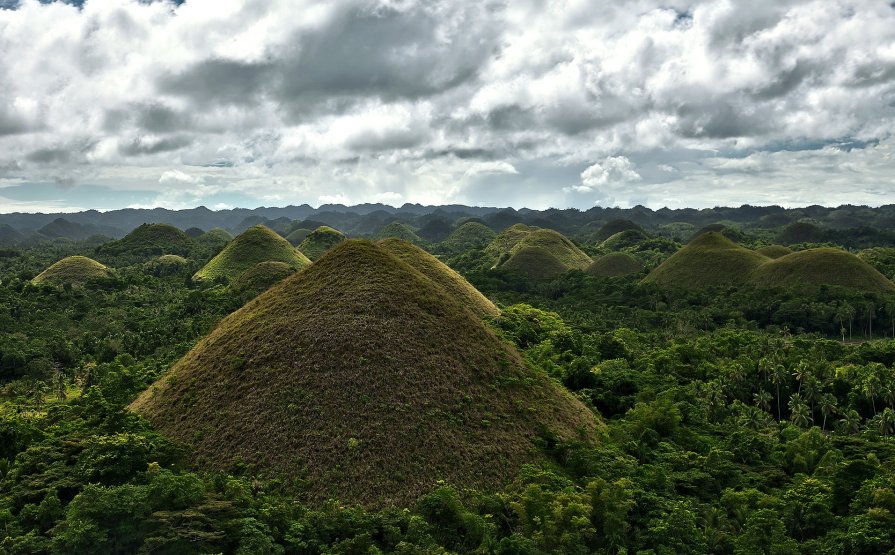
(440, 221, 496, 252)
(750, 248, 895, 293)
(374, 222, 424, 245)
(586, 252, 645, 278)
(231, 261, 296, 295)
(643, 232, 769, 288)
(297, 226, 346, 261)
(97, 223, 192, 258)
(756, 245, 793, 259)
(378, 238, 499, 318)
(487, 225, 592, 272)
(31, 256, 112, 287)
(132, 240, 599, 507)
(192, 225, 310, 283)
(501, 246, 571, 281)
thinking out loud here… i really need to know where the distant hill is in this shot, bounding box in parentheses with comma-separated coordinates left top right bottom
(31, 256, 112, 287)
(297, 226, 346, 261)
(756, 245, 793, 259)
(643, 232, 769, 288)
(231, 261, 296, 295)
(144, 255, 190, 277)
(374, 222, 424, 245)
(487, 225, 592, 272)
(600, 229, 650, 251)
(441, 221, 496, 252)
(37, 218, 118, 240)
(501, 246, 571, 280)
(586, 252, 645, 278)
(750, 248, 895, 293)
(285, 228, 312, 246)
(594, 219, 643, 242)
(378, 238, 499, 318)
(193, 225, 310, 283)
(778, 222, 822, 245)
(0, 224, 23, 245)
(131, 240, 599, 507)
(97, 223, 192, 258)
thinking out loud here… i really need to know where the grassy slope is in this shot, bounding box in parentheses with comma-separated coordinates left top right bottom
(377, 238, 499, 318)
(501, 246, 571, 280)
(193, 225, 310, 282)
(486, 225, 592, 271)
(750, 248, 895, 293)
(643, 232, 769, 288)
(374, 222, 425, 245)
(132, 240, 599, 507)
(232, 261, 296, 294)
(31, 256, 111, 286)
(285, 228, 312, 246)
(98, 223, 192, 255)
(756, 245, 793, 259)
(198, 228, 234, 243)
(586, 252, 645, 277)
(441, 222, 497, 251)
(600, 230, 650, 251)
(298, 226, 346, 261)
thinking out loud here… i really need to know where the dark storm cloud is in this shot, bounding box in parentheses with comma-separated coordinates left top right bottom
(159, 59, 274, 105)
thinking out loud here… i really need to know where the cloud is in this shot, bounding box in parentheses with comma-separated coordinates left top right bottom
(159, 169, 203, 185)
(0, 0, 893, 211)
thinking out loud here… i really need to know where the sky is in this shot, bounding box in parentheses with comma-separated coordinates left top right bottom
(1, 0, 894, 213)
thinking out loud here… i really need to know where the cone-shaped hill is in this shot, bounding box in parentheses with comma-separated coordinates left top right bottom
(32, 256, 112, 287)
(487, 225, 592, 271)
(97, 223, 192, 257)
(232, 261, 296, 294)
(600, 229, 650, 251)
(132, 240, 599, 507)
(298, 226, 346, 261)
(285, 228, 312, 246)
(193, 225, 310, 283)
(594, 219, 643, 242)
(643, 232, 769, 288)
(587, 252, 645, 278)
(441, 221, 497, 252)
(377, 238, 499, 318)
(501, 246, 571, 280)
(198, 228, 233, 244)
(756, 245, 793, 259)
(750, 249, 895, 293)
(374, 222, 424, 245)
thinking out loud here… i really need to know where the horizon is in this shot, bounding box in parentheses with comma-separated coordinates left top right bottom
(1, 0, 894, 212)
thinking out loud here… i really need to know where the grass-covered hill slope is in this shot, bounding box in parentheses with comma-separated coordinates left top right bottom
(378, 238, 499, 318)
(285, 228, 312, 246)
(586, 252, 645, 278)
(500, 246, 571, 281)
(192, 225, 310, 283)
(594, 219, 643, 242)
(297, 226, 346, 261)
(756, 245, 794, 259)
(440, 221, 496, 252)
(643, 232, 769, 288)
(232, 261, 296, 294)
(374, 222, 424, 245)
(131, 240, 599, 507)
(600, 229, 650, 251)
(750, 248, 895, 293)
(487, 225, 592, 271)
(144, 254, 190, 277)
(198, 228, 233, 244)
(97, 223, 192, 257)
(31, 256, 112, 287)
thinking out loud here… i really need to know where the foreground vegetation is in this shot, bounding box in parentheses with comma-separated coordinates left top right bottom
(2, 218, 895, 554)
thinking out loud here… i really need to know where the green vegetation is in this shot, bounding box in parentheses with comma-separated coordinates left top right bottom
(285, 227, 312, 246)
(487, 225, 592, 272)
(378, 237, 499, 318)
(30, 256, 112, 287)
(757, 244, 794, 258)
(96, 223, 192, 260)
(144, 255, 190, 277)
(197, 227, 233, 244)
(586, 252, 645, 277)
(132, 240, 598, 506)
(297, 226, 346, 261)
(600, 229, 650, 251)
(192, 225, 310, 284)
(751, 248, 895, 293)
(594, 219, 643, 242)
(374, 221, 425, 245)
(441, 221, 497, 252)
(779, 221, 823, 244)
(643, 232, 769, 288)
(231, 260, 296, 295)
(501, 245, 571, 281)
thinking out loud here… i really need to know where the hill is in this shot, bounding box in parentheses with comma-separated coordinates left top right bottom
(131, 240, 598, 507)
(778, 222, 822, 245)
(487, 226, 592, 271)
(441, 221, 496, 252)
(500, 246, 570, 280)
(192, 225, 310, 283)
(750, 248, 895, 293)
(586, 252, 645, 278)
(297, 226, 346, 261)
(144, 254, 190, 277)
(643, 232, 769, 288)
(197, 228, 233, 244)
(31, 256, 112, 287)
(374, 222, 424, 245)
(97, 223, 192, 258)
(756, 245, 793, 259)
(377, 238, 499, 318)
(0, 224, 23, 245)
(594, 219, 643, 242)
(285, 228, 312, 246)
(232, 261, 296, 294)
(600, 229, 650, 251)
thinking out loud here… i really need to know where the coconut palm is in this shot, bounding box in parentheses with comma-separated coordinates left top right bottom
(837, 409, 862, 435)
(819, 394, 838, 432)
(789, 393, 810, 428)
(770, 363, 788, 420)
(754, 390, 773, 413)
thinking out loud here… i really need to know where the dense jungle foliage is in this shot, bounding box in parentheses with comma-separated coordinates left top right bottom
(1, 220, 895, 554)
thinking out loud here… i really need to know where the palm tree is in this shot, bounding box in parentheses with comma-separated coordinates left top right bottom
(754, 390, 773, 413)
(881, 408, 895, 438)
(837, 409, 862, 435)
(862, 371, 881, 416)
(789, 393, 810, 428)
(51, 367, 67, 402)
(793, 361, 810, 393)
(802, 376, 820, 424)
(819, 394, 838, 432)
(771, 363, 788, 420)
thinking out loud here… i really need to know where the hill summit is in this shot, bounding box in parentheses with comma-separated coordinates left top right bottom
(487, 225, 592, 278)
(31, 256, 112, 287)
(132, 240, 598, 506)
(97, 223, 192, 258)
(192, 225, 310, 283)
(587, 252, 645, 277)
(298, 226, 346, 261)
(643, 232, 768, 288)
